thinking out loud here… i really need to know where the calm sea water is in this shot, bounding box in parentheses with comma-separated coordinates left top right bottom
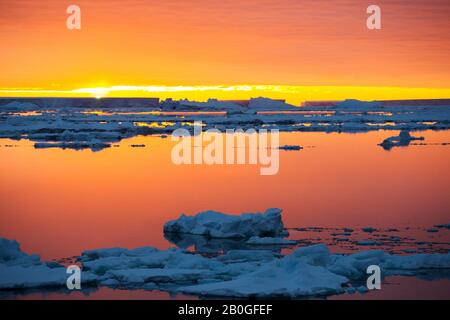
(0, 130, 449, 299)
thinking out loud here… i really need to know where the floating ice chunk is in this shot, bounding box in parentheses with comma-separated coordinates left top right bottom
(0, 264, 97, 289)
(283, 244, 332, 266)
(383, 252, 450, 270)
(356, 286, 369, 293)
(81, 246, 223, 278)
(328, 250, 386, 280)
(180, 249, 348, 297)
(356, 240, 378, 246)
(180, 264, 347, 298)
(246, 236, 296, 245)
(79, 246, 159, 263)
(278, 145, 302, 151)
(435, 223, 450, 229)
(0, 238, 41, 267)
(163, 208, 288, 239)
(0, 238, 29, 262)
(0, 238, 96, 289)
(361, 227, 377, 233)
(82, 248, 185, 274)
(34, 140, 111, 152)
(379, 130, 424, 150)
(2, 235, 450, 297)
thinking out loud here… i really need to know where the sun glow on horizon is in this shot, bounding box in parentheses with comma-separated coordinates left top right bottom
(1, 85, 450, 105)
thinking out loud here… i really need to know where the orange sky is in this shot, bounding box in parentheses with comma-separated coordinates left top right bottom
(0, 0, 449, 104)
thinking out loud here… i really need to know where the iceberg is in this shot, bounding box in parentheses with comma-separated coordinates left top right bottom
(333, 99, 383, 111)
(247, 97, 299, 111)
(163, 208, 289, 239)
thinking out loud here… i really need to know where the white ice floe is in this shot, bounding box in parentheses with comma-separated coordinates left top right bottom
(0, 264, 97, 290)
(435, 223, 450, 229)
(0, 238, 97, 289)
(163, 208, 289, 239)
(0, 238, 41, 267)
(379, 130, 424, 150)
(1, 236, 449, 296)
(356, 240, 378, 246)
(77, 242, 450, 298)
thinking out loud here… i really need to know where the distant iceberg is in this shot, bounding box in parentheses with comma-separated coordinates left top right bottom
(333, 99, 383, 110)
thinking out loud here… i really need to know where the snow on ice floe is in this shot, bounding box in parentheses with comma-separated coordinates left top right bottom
(0, 238, 97, 289)
(163, 208, 289, 239)
(379, 130, 425, 150)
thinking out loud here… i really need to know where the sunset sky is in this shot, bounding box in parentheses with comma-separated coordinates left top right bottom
(0, 0, 449, 104)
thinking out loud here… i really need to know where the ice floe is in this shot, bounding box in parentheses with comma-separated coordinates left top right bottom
(1, 209, 450, 297)
(1, 235, 449, 297)
(1, 97, 449, 151)
(0, 238, 97, 290)
(379, 130, 424, 150)
(163, 208, 289, 239)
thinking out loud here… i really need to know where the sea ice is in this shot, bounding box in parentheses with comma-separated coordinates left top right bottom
(379, 130, 424, 150)
(278, 145, 302, 151)
(163, 208, 289, 239)
(1, 235, 450, 297)
(0, 237, 97, 289)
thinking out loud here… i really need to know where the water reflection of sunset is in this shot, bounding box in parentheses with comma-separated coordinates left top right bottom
(1, 130, 449, 260)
